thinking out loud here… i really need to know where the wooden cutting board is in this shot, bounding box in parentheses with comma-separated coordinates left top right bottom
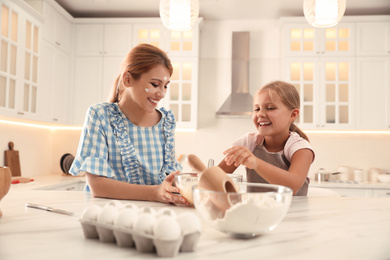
(4, 142, 21, 177)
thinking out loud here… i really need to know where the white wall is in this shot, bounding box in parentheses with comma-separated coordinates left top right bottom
(1, 19, 390, 180)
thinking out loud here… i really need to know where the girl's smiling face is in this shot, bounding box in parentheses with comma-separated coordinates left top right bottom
(252, 90, 298, 137)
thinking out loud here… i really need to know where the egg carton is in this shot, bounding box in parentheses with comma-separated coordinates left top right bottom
(79, 201, 201, 258)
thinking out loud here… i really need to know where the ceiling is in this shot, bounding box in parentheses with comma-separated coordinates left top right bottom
(54, 0, 390, 20)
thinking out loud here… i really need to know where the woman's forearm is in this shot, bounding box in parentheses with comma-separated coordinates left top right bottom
(85, 172, 158, 201)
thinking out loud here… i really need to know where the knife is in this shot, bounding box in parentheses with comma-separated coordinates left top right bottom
(25, 203, 74, 216)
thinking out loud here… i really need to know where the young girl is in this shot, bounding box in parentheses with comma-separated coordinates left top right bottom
(219, 81, 315, 196)
(69, 44, 189, 205)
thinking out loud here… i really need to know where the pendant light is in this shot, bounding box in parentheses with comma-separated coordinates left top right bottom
(159, 0, 199, 31)
(303, 0, 346, 28)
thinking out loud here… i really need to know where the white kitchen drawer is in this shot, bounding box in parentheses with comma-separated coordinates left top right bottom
(372, 189, 390, 197)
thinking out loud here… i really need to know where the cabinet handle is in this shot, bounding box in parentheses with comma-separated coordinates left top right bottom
(53, 118, 58, 122)
(55, 41, 61, 46)
(17, 112, 24, 115)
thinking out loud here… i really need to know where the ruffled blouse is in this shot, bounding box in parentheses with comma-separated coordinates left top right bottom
(69, 102, 182, 190)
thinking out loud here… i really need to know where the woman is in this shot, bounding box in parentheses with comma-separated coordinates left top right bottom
(69, 44, 188, 205)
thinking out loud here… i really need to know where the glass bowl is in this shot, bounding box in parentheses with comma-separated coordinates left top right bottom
(192, 182, 292, 238)
(174, 173, 243, 205)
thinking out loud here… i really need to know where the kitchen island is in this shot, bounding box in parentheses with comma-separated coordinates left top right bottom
(0, 188, 389, 260)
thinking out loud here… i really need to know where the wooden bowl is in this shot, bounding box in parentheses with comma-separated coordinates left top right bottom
(0, 166, 12, 217)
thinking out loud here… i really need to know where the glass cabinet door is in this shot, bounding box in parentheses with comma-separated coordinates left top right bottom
(284, 23, 355, 57)
(23, 19, 39, 114)
(166, 57, 198, 128)
(0, 4, 18, 111)
(132, 24, 166, 50)
(320, 58, 354, 128)
(285, 57, 354, 129)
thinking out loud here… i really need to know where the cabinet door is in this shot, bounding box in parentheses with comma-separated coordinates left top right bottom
(356, 22, 390, 56)
(75, 24, 103, 56)
(103, 24, 132, 55)
(101, 56, 124, 102)
(356, 57, 390, 129)
(42, 2, 71, 53)
(72, 57, 103, 125)
(372, 189, 390, 197)
(284, 57, 354, 129)
(167, 27, 199, 56)
(164, 57, 198, 128)
(319, 57, 355, 129)
(132, 24, 167, 50)
(282, 23, 355, 57)
(51, 49, 70, 123)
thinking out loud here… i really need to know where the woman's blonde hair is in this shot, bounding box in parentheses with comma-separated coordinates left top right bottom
(108, 44, 173, 103)
(258, 80, 309, 142)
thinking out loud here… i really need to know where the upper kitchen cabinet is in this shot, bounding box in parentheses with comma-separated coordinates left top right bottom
(356, 57, 390, 130)
(42, 1, 72, 54)
(356, 21, 390, 56)
(75, 23, 132, 56)
(284, 57, 354, 129)
(72, 22, 132, 125)
(281, 21, 355, 57)
(0, 0, 42, 121)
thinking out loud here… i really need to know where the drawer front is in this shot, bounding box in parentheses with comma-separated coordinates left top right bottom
(372, 189, 390, 197)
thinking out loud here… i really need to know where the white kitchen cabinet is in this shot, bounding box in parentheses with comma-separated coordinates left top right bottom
(39, 41, 70, 124)
(132, 23, 168, 50)
(284, 56, 355, 129)
(281, 22, 355, 57)
(72, 56, 123, 125)
(356, 57, 390, 130)
(281, 20, 355, 130)
(42, 1, 72, 54)
(72, 22, 132, 125)
(0, 0, 42, 121)
(372, 189, 390, 197)
(75, 23, 132, 56)
(356, 22, 390, 56)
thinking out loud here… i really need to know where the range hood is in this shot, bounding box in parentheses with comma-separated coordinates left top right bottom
(216, 31, 253, 117)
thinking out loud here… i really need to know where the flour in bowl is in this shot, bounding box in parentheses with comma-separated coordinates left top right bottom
(211, 194, 288, 235)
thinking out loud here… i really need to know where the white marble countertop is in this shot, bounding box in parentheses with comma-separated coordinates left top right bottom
(310, 180, 390, 189)
(0, 188, 389, 260)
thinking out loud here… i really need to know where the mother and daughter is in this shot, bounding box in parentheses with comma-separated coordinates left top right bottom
(69, 43, 315, 205)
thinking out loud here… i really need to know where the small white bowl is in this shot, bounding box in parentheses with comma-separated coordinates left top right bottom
(377, 174, 390, 183)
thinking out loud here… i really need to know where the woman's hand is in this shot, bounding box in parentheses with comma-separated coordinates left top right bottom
(156, 171, 191, 206)
(223, 146, 258, 169)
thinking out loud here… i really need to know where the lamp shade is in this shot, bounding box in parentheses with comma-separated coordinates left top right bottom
(160, 0, 199, 31)
(303, 0, 346, 28)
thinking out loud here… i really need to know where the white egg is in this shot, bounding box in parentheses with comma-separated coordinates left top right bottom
(133, 212, 156, 235)
(153, 215, 181, 240)
(104, 200, 123, 209)
(80, 205, 102, 222)
(177, 211, 201, 234)
(141, 207, 155, 215)
(97, 205, 119, 225)
(156, 208, 177, 218)
(114, 207, 137, 229)
(122, 202, 138, 212)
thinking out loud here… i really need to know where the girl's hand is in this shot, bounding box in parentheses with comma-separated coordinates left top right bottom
(156, 171, 191, 206)
(223, 146, 258, 169)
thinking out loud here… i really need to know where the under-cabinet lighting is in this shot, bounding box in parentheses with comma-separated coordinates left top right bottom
(0, 119, 82, 131)
(305, 129, 390, 134)
(0, 119, 197, 132)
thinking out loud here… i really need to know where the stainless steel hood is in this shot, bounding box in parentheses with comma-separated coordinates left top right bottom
(216, 31, 253, 117)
